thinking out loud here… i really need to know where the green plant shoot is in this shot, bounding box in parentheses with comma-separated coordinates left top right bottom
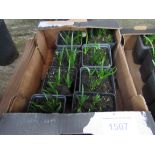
(143, 35, 155, 58)
(66, 48, 77, 67)
(76, 84, 89, 112)
(55, 67, 61, 85)
(65, 59, 72, 88)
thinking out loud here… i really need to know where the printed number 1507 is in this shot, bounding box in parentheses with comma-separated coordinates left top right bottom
(109, 123, 128, 131)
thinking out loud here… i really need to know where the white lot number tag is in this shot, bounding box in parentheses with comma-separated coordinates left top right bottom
(38, 21, 74, 28)
(83, 112, 153, 135)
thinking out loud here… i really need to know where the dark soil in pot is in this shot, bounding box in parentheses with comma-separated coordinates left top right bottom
(27, 94, 66, 113)
(79, 67, 115, 94)
(42, 67, 77, 95)
(52, 47, 81, 68)
(82, 44, 112, 68)
(140, 52, 155, 82)
(142, 70, 155, 105)
(72, 92, 115, 112)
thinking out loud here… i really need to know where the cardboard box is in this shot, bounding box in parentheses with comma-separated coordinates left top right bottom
(0, 19, 155, 134)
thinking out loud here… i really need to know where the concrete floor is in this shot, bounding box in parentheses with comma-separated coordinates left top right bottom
(0, 20, 39, 101)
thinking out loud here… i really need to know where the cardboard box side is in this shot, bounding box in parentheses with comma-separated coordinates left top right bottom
(36, 30, 53, 78)
(0, 39, 36, 114)
(125, 49, 144, 95)
(0, 112, 154, 135)
(114, 44, 138, 110)
(124, 35, 138, 50)
(121, 35, 148, 110)
(8, 47, 44, 112)
(0, 25, 149, 113)
(0, 31, 52, 113)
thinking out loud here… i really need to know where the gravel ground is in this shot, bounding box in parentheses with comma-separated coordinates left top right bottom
(0, 19, 39, 101)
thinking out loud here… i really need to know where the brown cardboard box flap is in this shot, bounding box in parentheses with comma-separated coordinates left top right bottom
(8, 95, 28, 112)
(0, 39, 35, 114)
(115, 44, 137, 99)
(130, 95, 148, 111)
(0, 34, 52, 113)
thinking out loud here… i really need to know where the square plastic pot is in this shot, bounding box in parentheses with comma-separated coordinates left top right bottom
(142, 70, 155, 105)
(82, 44, 112, 68)
(27, 94, 66, 113)
(52, 47, 82, 68)
(56, 30, 84, 49)
(140, 52, 155, 82)
(133, 36, 150, 64)
(72, 92, 116, 113)
(83, 28, 116, 49)
(41, 66, 77, 96)
(79, 67, 116, 95)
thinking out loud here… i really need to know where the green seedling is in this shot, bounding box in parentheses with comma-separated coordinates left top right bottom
(29, 94, 62, 113)
(59, 31, 72, 45)
(83, 66, 116, 81)
(73, 31, 82, 45)
(81, 66, 96, 78)
(92, 94, 102, 106)
(59, 31, 82, 47)
(83, 45, 89, 55)
(81, 67, 101, 91)
(88, 94, 102, 112)
(152, 59, 155, 66)
(42, 80, 58, 94)
(81, 66, 116, 91)
(66, 48, 77, 67)
(55, 48, 64, 66)
(93, 28, 113, 43)
(83, 43, 108, 66)
(94, 42, 100, 49)
(83, 31, 89, 55)
(65, 71, 72, 89)
(43, 68, 61, 94)
(92, 44, 108, 66)
(65, 59, 73, 89)
(143, 35, 155, 58)
(76, 85, 89, 112)
(90, 79, 101, 91)
(96, 67, 117, 80)
(55, 67, 61, 85)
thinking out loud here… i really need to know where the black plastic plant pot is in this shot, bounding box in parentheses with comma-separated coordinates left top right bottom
(134, 36, 150, 64)
(79, 67, 116, 95)
(83, 28, 116, 49)
(0, 20, 18, 66)
(72, 92, 116, 113)
(140, 52, 155, 82)
(27, 94, 66, 113)
(82, 44, 112, 68)
(52, 47, 82, 68)
(41, 66, 77, 95)
(142, 70, 155, 105)
(56, 30, 84, 49)
(149, 103, 155, 120)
